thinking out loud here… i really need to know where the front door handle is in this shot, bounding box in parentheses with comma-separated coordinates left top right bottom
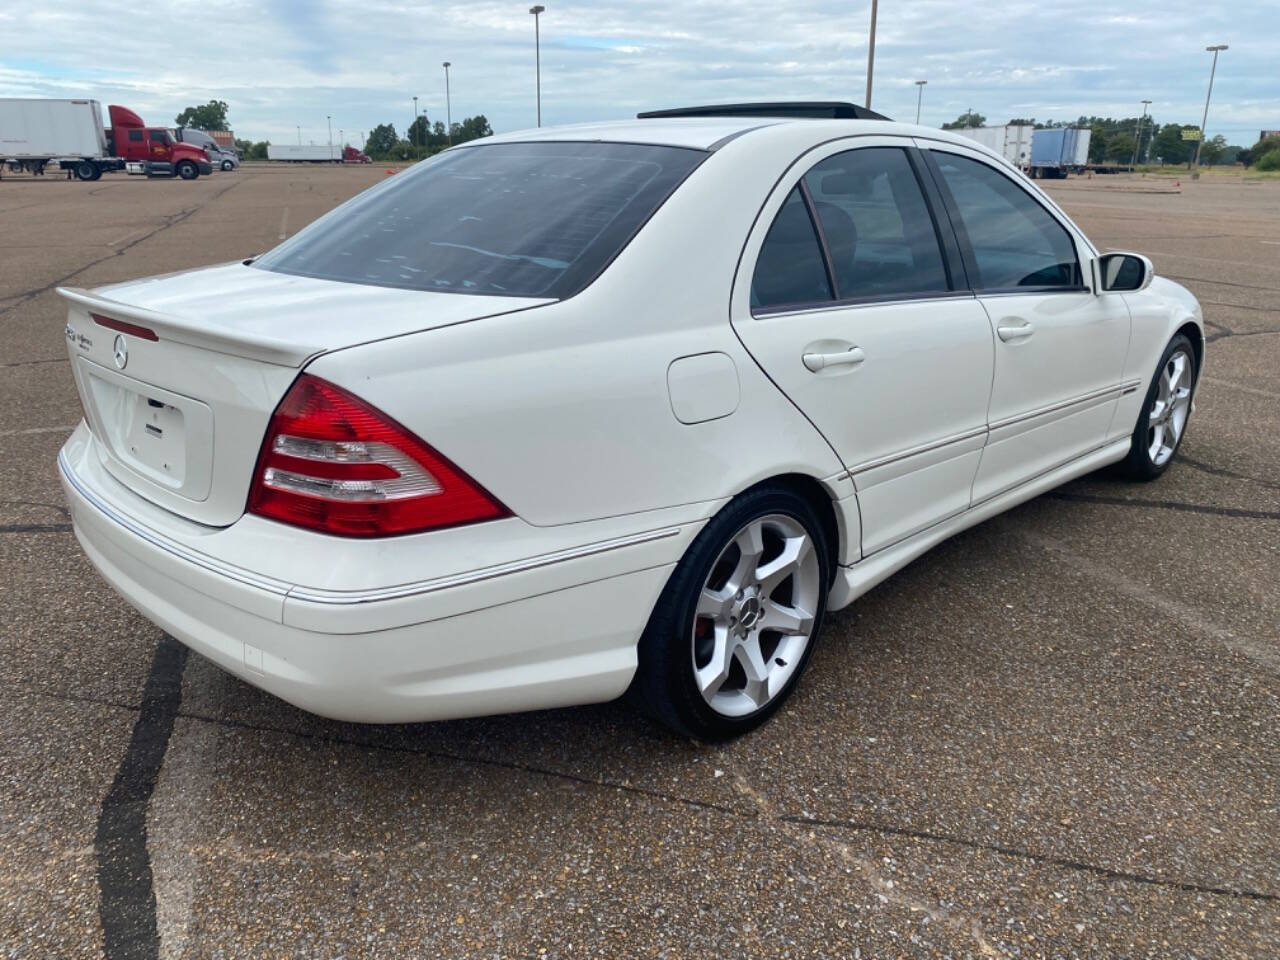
(996, 319, 1035, 342)
(803, 346, 865, 373)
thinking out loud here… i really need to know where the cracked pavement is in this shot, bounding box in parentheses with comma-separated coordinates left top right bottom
(1, 166, 1277, 958)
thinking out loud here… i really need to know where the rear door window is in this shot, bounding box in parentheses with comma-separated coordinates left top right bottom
(803, 147, 950, 300)
(254, 142, 706, 299)
(750, 186, 833, 309)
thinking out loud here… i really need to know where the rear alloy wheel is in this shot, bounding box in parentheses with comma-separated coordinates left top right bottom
(176, 160, 198, 180)
(630, 486, 830, 739)
(1117, 333, 1196, 480)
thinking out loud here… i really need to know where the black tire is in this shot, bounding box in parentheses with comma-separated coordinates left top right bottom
(74, 160, 96, 181)
(176, 160, 198, 180)
(221, 160, 234, 171)
(1115, 333, 1197, 481)
(628, 484, 831, 740)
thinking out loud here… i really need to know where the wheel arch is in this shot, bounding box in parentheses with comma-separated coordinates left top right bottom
(1175, 320, 1204, 381)
(732, 472, 843, 585)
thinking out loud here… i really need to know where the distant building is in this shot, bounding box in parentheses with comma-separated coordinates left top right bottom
(208, 130, 235, 149)
(1261, 130, 1280, 141)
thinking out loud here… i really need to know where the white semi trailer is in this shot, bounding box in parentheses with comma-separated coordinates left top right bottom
(267, 143, 341, 162)
(0, 98, 125, 179)
(951, 125, 1035, 168)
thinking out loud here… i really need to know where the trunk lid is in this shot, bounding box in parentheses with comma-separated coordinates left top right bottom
(59, 263, 550, 527)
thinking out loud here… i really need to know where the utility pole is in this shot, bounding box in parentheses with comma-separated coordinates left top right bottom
(864, 0, 878, 109)
(326, 115, 332, 160)
(1193, 45, 1228, 170)
(296, 125, 301, 145)
(443, 62, 453, 146)
(412, 95, 418, 151)
(914, 80, 927, 124)
(530, 5, 545, 126)
(1130, 99, 1151, 169)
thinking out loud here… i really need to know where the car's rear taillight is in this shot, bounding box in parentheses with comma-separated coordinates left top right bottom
(247, 374, 509, 537)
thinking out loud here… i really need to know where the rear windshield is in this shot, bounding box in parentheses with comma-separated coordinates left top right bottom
(253, 141, 706, 299)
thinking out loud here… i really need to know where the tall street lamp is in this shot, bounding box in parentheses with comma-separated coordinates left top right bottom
(296, 124, 301, 145)
(1193, 44, 1228, 169)
(1130, 99, 1151, 169)
(412, 95, 419, 150)
(326, 115, 332, 160)
(443, 61, 453, 146)
(914, 80, 927, 124)
(530, 5, 545, 126)
(864, 0, 878, 109)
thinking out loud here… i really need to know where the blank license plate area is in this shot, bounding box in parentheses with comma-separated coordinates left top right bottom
(82, 363, 211, 495)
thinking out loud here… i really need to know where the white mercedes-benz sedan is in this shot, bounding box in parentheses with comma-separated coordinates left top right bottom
(58, 103, 1204, 738)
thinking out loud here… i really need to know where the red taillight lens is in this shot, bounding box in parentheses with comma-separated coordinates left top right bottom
(247, 375, 509, 537)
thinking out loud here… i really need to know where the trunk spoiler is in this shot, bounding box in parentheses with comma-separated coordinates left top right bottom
(56, 286, 321, 368)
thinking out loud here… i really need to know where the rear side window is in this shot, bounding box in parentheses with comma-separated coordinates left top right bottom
(254, 142, 706, 299)
(751, 187, 833, 309)
(931, 153, 1081, 290)
(803, 147, 950, 300)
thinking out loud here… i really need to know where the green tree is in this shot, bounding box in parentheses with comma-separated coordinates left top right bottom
(454, 115, 493, 144)
(365, 123, 399, 157)
(1256, 150, 1280, 172)
(1106, 132, 1136, 163)
(1088, 126, 1108, 164)
(175, 100, 230, 130)
(1240, 135, 1280, 168)
(1151, 124, 1192, 165)
(1199, 134, 1228, 165)
(942, 111, 986, 130)
(407, 115, 431, 149)
(248, 141, 269, 160)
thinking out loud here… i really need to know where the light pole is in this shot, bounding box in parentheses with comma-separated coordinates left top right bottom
(914, 80, 927, 124)
(864, 0, 878, 108)
(1193, 44, 1228, 169)
(296, 125, 301, 145)
(530, 5, 545, 126)
(443, 61, 453, 146)
(412, 95, 418, 150)
(1130, 99, 1151, 169)
(326, 115, 332, 160)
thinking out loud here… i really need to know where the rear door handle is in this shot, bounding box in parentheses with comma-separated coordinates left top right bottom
(803, 346, 865, 373)
(996, 319, 1035, 342)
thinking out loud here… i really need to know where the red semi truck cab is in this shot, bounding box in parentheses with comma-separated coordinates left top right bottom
(343, 145, 372, 163)
(108, 105, 213, 179)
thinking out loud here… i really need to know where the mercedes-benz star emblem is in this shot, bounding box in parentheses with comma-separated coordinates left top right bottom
(113, 334, 128, 370)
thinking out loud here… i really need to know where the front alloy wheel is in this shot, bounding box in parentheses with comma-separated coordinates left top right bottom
(629, 485, 830, 739)
(1117, 332, 1197, 480)
(1147, 349, 1193, 467)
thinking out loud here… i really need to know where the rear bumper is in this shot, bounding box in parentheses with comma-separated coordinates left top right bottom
(59, 426, 691, 723)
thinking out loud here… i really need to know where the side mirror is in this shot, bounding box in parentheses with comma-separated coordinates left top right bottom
(1096, 252, 1154, 293)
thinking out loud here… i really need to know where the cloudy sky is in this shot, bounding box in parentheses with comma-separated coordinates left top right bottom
(1, 1, 1275, 147)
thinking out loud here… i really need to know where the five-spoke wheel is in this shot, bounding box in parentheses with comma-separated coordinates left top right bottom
(1117, 332, 1198, 480)
(629, 485, 830, 739)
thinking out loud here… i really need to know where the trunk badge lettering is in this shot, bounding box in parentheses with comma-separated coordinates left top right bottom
(66, 324, 93, 351)
(113, 334, 128, 370)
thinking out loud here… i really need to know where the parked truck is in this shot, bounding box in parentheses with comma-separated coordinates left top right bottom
(267, 143, 371, 163)
(952, 124, 1035, 168)
(0, 99, 124, 179)
(1028, 127, 1091, 179)
(0, 99, 212, 180)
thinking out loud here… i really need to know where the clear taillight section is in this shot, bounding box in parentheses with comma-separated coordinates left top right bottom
(247, 374, 509, 537)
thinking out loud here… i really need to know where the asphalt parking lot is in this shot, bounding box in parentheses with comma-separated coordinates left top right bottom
(2, 163, 1277, 959)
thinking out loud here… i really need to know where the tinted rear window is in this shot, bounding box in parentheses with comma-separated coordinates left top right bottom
(253, 141, 706, 299)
